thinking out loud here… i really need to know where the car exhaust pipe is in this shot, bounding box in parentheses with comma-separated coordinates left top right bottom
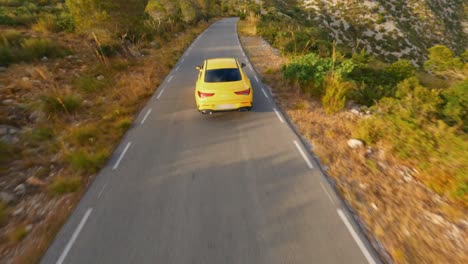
(201, 110, 213, 115)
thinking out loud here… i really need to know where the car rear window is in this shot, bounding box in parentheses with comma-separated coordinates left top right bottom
(204, 68, 242, 82)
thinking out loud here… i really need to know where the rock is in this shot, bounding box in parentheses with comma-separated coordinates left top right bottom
(350, 109, 361, 115)
(26, 176, 46, 187)
(2, 99, 14, 105)
(41, 56, 48, 61)
(29, 110, 44, 122)
(347, 139, 364, 149)
(0, 126, 7, 135)
(1, 134, 19, 144)
(82, 100, 92, 107)
(14, 184, 26, 196)
(96, 75, 105, 81)
(26, 224, 33, 232)
(0, 192, 16, 204)
(21, 77, 30, 81)
(13, 207, 24, 216)
(0, 66, 7, 72)
(371, 203, 378, 210)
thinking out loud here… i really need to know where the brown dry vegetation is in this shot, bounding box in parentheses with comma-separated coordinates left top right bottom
(239, 20, 468, 264)
(0, 20, 214, 263)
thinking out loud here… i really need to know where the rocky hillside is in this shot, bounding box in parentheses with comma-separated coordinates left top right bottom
(284, 0, 467, 64)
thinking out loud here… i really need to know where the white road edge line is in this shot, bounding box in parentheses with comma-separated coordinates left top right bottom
(320, 182, 335, 205)
(167, 75, 173, 83)
(293, 140, 314, 169)
(337, 209, 377, 264)
(181, 58, 185, 63)
(175, 66, 180, 72)
(273, 108, 284, 123)
(249, 64, 253, 71)
(254, 75, 259, 82)
(140, 108, 152, 125)
(56, 208, 93, 264)
(156, 89, 165, 100)
(261, 88, 268, 98)
(112, 142, 131, 170)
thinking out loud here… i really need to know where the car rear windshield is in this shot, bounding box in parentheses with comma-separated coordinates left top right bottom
(204, 68, 242, 82)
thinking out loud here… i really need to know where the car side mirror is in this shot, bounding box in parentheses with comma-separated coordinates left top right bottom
(196, 65, 202, 71)
(241, 63, 246, 68)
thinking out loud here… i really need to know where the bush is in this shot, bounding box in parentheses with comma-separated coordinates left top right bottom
(67, 150, 108, 173)
(74, 75, 108, 93)
(282, 52, 355, 97)
(355, 78, 467, 200)
(322, 74, 353, 114)
(20, 38, 69, 60)
(8, 225, 28, 242)
(42, 94, 82, 114)
(440, 80, 468, 131)
(48, 176, 81, 195)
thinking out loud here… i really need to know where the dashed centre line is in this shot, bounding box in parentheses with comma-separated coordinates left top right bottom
(140, 108, 152, 125)
(56, 208, 93, 264)
(337, 209, 377, 264)
(112, 142, 131, 170)
(293, 140, 314, 169)
(254, 75, 259, 82)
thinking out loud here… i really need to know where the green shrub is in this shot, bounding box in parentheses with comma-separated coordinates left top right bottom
(283, 52, 355, 97)
(8, 225, 28, 242)
(42, 94, 82, 114)
(20, 38, 69, 60)
(67, 150, 108, 173)
(322, 74, 353, 114)
(69, 125, 98, 146)
(355, 77, 467, 200)
(282, 53, 333, 96)
(48, 176, 81, 195)
(74, 75, 108, 93)
(440, 80, 468, 130)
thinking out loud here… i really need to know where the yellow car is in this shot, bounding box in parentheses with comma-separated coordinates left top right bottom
(195, 58, 253, 114)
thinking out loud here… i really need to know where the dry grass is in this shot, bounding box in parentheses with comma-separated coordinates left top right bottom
(240, 35, 468, 264)
(0, 18, 216, 262)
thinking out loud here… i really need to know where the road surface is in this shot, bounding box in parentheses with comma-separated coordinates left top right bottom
(41, 18, 379, 264)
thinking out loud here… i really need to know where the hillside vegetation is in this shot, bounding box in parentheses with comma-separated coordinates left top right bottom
(240, 0, 467, 263)
(0, 0, 245, 262)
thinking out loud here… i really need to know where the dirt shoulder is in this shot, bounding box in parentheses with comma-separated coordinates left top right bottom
(0, 21, 213, 263)
(239, 34, 467, 263)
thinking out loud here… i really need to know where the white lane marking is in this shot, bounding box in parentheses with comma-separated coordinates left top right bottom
(261, 88, 268, 98)
(337, 209, 377, 264)
(320, 182, 335, 205)
(254, 75, 259, 83)
(156, 89, 165, 100)
(273, 108, 284, 123)
(293, 140, 314, 169)
(249, 64, 253, 71)
(97, 183, 107, 199)
(175, 65, 180, 72)
(56, 208, 93, 264)
(140, 108, 152, 125)
(167, 75, 173, 83)
(181, 58, 185, 63)
(112, 142, 131, 170)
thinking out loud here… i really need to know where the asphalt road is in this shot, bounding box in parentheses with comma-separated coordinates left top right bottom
(41, 18, 379, 264)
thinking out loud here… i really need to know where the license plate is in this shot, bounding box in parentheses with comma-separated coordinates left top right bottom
(216, 104, 235, 110)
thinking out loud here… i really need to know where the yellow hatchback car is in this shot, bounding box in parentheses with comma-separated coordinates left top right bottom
(195, 58, 253, 114)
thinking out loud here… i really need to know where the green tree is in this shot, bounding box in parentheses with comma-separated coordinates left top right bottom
(424, 45, 467, 80)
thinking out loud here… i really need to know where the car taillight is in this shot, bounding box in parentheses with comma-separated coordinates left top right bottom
(234, 88, 250, 95)
(198, 91, 215, 98)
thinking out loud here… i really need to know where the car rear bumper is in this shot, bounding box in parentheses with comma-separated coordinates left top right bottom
(197, 101, 252, 112)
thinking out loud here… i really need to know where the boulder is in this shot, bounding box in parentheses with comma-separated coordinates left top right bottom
(347, 139, 364, 149)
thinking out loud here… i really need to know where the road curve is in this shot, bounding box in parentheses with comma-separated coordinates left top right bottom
(41, 18, 379, 264)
